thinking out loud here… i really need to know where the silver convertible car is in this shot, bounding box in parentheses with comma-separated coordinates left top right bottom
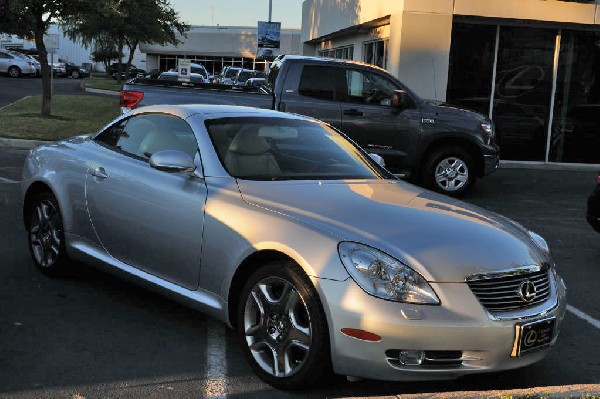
(22, 105, 566, 389)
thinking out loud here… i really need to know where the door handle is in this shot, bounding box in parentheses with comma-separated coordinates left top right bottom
(89, 167, 108, 179)
(343, 109, 364, 117)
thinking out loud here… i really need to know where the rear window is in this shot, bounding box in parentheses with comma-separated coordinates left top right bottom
(299, 65, 337, 101)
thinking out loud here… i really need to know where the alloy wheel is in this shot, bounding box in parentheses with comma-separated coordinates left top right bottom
(29, 199, 62, 268)
(243, 276, 312, 378)
(434, 157, 469, 192)
(8, 66, 20, 78)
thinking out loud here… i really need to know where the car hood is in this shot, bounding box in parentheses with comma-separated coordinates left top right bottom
(237, 179, 548, 282)
(426, 101, 488, 123)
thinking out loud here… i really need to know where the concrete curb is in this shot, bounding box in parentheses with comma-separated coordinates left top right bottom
(0, 137, 53, 150)
(84, 87, 120, 96)
(500, 160, 600, 171)
(341, 384, 600, 399)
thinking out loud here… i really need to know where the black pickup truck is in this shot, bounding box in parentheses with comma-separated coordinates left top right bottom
(121, 55, 499, 196)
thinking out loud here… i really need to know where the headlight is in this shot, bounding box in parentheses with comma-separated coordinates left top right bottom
(481, 122, 494, 137)
(338, 242, 440, 305)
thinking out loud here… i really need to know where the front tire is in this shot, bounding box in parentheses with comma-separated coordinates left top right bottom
(422, 145, 476, 197)
(27, 192, 70, 276)
(8, 66, 21, 78)
(236, 260, 330, 389)
(71, 70, 80, 79)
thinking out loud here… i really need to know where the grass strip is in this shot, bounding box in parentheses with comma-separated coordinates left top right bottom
(84, 75, 123, 92)
(0, 95, 119, 141)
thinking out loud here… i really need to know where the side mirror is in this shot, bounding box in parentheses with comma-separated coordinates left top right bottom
(392, 89, 414, 109)
(149, 150, 196, 174)
(369, 153, 386, 168)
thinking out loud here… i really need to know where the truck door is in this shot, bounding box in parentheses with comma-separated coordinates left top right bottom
(339, 68, 422, 174)
(278, 64, 343, 130)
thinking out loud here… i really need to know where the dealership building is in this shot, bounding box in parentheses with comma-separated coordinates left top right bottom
(301, 0, 600, 165)
(140, 25, 301, 76)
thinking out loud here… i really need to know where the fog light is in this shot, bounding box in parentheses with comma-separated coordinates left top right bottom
(398, 350, 425, 365)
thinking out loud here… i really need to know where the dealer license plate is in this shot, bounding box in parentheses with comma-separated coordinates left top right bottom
(512, 317, 556, 357)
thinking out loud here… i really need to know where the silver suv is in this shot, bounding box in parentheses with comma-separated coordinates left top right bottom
(0, 50, 38, 77)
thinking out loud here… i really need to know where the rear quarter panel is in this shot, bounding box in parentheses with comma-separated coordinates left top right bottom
(22, 139, 98, 244)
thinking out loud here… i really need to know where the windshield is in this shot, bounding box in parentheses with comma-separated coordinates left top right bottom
(205, 117, 392, 181)
(191, 66, 207, 77)
(225, 68, 239, 78)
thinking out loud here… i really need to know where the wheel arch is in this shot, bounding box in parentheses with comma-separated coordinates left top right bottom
(23, 181, 56, 229)
(417, 136, 485, 179)
(227, 249, 298, 329)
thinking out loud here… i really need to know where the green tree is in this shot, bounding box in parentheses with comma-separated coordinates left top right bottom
(65, 0, 188, 84)
(0, 0, 88, 117)
(91, 34, 122, 75)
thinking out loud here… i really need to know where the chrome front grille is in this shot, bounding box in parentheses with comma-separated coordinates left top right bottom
(467, 266, 551, 312)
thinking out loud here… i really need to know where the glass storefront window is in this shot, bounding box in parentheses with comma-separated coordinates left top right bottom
(448, 21, 600, 164)
(493, 26, 556, 162)
(446, 23, 497, 115)
(549, 30, 600, 163)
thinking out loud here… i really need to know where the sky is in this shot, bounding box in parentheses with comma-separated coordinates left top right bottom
(168, 0, 304, 29)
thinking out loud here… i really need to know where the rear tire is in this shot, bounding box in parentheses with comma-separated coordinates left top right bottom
(71, 70, 80, 79)
(422, 145, 476, 197)
(236, 260, 331, 389)
(27, 192, 70, 276)
(8, 66, 21, 78)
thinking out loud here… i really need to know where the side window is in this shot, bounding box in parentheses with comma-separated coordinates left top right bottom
(95, 119, 127, 148)
(343, 69, 398, 106)
(298, 65, 336, 100)
(94, 114, 199, 161)
(0, 52, 12, 59)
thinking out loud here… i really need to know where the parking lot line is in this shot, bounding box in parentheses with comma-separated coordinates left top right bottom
(204, 318, 227, 399)
(0, 176, 19, 184)
(0, 95, 31, 111)
(567, 305, 600, 330)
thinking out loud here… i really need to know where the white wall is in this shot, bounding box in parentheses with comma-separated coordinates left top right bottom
(139, 26, 302, 58)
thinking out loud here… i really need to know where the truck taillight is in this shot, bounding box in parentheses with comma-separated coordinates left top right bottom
(120, 90, 144, 109)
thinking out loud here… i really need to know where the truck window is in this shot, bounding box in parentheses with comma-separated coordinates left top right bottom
(343, 69, 398, 106)
(299, 65, 336, 101)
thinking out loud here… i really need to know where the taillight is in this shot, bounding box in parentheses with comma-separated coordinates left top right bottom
(120, 90, 144, 108)
(597, 173, 600, 184)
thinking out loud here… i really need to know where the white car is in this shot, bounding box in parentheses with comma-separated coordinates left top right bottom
(0, 50, 37, 77)
(160, 62, 209, 83)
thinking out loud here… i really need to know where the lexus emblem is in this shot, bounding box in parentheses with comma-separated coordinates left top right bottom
(519, 281, 537, 302)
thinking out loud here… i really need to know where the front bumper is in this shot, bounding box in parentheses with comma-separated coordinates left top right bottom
(316, 270, 566, 382)
(483, 153, 500, 175)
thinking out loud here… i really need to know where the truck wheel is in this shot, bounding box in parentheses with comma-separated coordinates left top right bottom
(8, 66, 21, 78)
(71, 70, 80, 79)
(422, 146, 476, 197)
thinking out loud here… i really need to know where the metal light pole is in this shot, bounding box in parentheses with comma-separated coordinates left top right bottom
(268, 0, 272, 22)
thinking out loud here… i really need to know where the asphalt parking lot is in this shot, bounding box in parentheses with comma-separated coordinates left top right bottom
(0, 75, 88, 109)
(0, 144, 599, 398)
